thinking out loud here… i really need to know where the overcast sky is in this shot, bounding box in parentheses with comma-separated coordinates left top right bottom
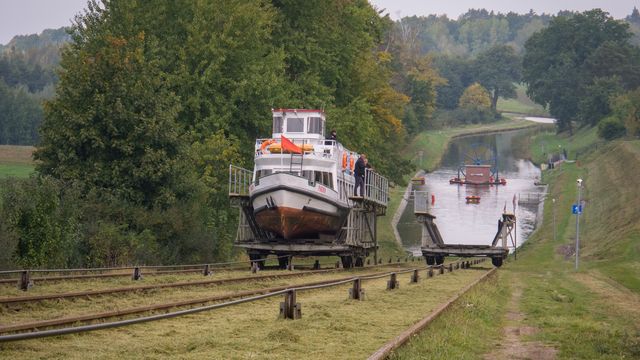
(1, 0, 638, 45)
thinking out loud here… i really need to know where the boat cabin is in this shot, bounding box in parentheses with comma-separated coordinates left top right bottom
(271, 108, 326, 140)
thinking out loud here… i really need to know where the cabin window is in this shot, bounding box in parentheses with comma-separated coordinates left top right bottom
(302, 170, 314, 182)
(307, 117, 323, 135)
(286, 117, 304, 132)
(256, 169, 273, 179)
(273, 116, 283, 133)
(313, 171, 333, 189)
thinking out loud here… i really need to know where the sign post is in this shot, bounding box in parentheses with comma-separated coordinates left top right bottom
(574, 179, 583, 270)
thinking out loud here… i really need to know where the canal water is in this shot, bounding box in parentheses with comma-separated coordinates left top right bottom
(398, 129, 547, 255)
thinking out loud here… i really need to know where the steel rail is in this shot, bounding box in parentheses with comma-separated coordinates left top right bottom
(0, 262, 413, 305)
(368, 260, 492, 360)
(0, 255, 295, 276)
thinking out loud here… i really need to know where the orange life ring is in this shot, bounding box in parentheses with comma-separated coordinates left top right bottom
(342, 153, 347, 169)
(260, 139, 275, 152)
(350, 155, 355, 171)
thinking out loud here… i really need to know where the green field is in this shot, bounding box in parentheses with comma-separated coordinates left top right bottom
(0, 145, 35, 178)
(497, 83, 550, 117)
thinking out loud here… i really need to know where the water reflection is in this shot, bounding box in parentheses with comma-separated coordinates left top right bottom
(398, 130, 546, 255)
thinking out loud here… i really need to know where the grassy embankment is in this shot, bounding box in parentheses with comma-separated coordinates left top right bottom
(496, 83, 550, 117)
(0, 145, 35, 178)
(392, 127, 640, 359)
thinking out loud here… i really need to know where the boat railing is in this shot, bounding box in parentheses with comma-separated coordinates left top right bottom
(255, 138, 342, 159)
(228, 165, 253, 197)
(364, 169, 389, 207)
(413, 191, 430, 214)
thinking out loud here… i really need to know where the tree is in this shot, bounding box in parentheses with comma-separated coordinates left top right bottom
(523, 10, 633, 133)
(35, 1, 185, 207)
(459, 83, 491, 110)
(473, 45, 521, 110)
(609, 89, 640, 137)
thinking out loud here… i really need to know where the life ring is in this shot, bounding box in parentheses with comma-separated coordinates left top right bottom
(350, 154, 355, 171)
(260, 139, 275, 152)
(342, 153, 347, 169)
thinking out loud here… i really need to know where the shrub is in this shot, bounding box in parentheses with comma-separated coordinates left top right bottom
(597, 116, 626, 140)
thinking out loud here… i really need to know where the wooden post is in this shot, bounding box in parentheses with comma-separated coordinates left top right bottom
(349, 278, 364, 300)
(387, 273, 399, 290)
(439, 266, 444, 275)
(18, 270, 31, 291)
(448, 264, 453, 272)
(428, 268, 434, 278)
(366, 259, 371, 266)
(287, 256, 294, 271)
(132, 267, 142, 281)
(203, 264, 212, 276)
(251, 262, 259, 273)
(313, 260, 320, 270)
(410, 269, 419, 283)
(280, 290, 301, 319)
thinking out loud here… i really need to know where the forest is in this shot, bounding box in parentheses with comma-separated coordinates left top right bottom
(1, 1, 639, 268)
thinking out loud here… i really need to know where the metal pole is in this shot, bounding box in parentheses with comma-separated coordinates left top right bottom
(575, 180, 582, 270)
(552, 198, 556, 242)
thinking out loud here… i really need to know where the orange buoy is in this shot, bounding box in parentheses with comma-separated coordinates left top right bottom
(260, 139, 275, 152)
(342, 153, 347, 169)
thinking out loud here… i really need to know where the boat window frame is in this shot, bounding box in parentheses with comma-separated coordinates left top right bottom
(286, 117, 305, 133)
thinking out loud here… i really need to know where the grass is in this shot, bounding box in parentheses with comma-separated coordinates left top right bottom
(497, 83, 550, 117)
(0, 145, 35, 178)
(0, 265, 490, 359)
(390, 270, 510, 359)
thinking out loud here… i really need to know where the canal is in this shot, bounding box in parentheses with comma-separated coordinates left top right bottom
(397, 128, 548, 255)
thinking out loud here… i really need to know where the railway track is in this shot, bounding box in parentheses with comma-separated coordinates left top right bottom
(0, 262, 416, 305)
(0, 268, 413, 334)
(0, 262, 475, 340)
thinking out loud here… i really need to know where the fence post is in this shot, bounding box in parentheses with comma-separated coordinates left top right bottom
(366, 259, 371, 266)
(439, 266, 444, 275)
(313, 260, 320, 270)
(132, 267, 142, 281)
(203, 264, 212, 276)
(280, 290, 301, 319)
(349, 278, 364, 300)
(251, 262, 259, 273)
(410, 269, 419, 283)
(18, 270, 31, 291)
(387, 273, 399, 290)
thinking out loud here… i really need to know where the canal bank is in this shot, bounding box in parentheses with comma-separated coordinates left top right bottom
(377, 118, 552, 257)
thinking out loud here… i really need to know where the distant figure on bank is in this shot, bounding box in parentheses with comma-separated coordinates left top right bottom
(354, 153, 367, 197)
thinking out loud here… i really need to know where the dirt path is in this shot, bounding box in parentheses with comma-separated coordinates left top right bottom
(484, 277, 557, 360)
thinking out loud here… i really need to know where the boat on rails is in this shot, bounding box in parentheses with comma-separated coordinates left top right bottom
(229, 109, 389, 268)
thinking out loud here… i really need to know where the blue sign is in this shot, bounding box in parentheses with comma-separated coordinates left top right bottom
(572, 204, 582, 214)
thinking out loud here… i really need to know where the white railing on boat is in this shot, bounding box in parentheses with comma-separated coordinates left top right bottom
(255, 138, 342, 159)
(228, 165, 252, 197)
(364, 169, 389, 207)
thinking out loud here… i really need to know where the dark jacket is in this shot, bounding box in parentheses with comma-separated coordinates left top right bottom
(354, 157, 366, 177)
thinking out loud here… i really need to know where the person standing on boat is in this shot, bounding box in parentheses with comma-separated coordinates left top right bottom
(327, 129, 337, 141)
(354, 153, 366, 197)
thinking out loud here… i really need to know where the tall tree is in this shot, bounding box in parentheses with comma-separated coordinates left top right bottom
(473, 45, 521, 111)
(35, 0, 184, 207)
(523, 10, 632, 133)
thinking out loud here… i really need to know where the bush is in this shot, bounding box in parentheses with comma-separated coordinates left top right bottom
(597, 116, 626, 140)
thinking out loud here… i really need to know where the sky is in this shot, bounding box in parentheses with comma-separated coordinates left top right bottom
(0, 0, 638, 45)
